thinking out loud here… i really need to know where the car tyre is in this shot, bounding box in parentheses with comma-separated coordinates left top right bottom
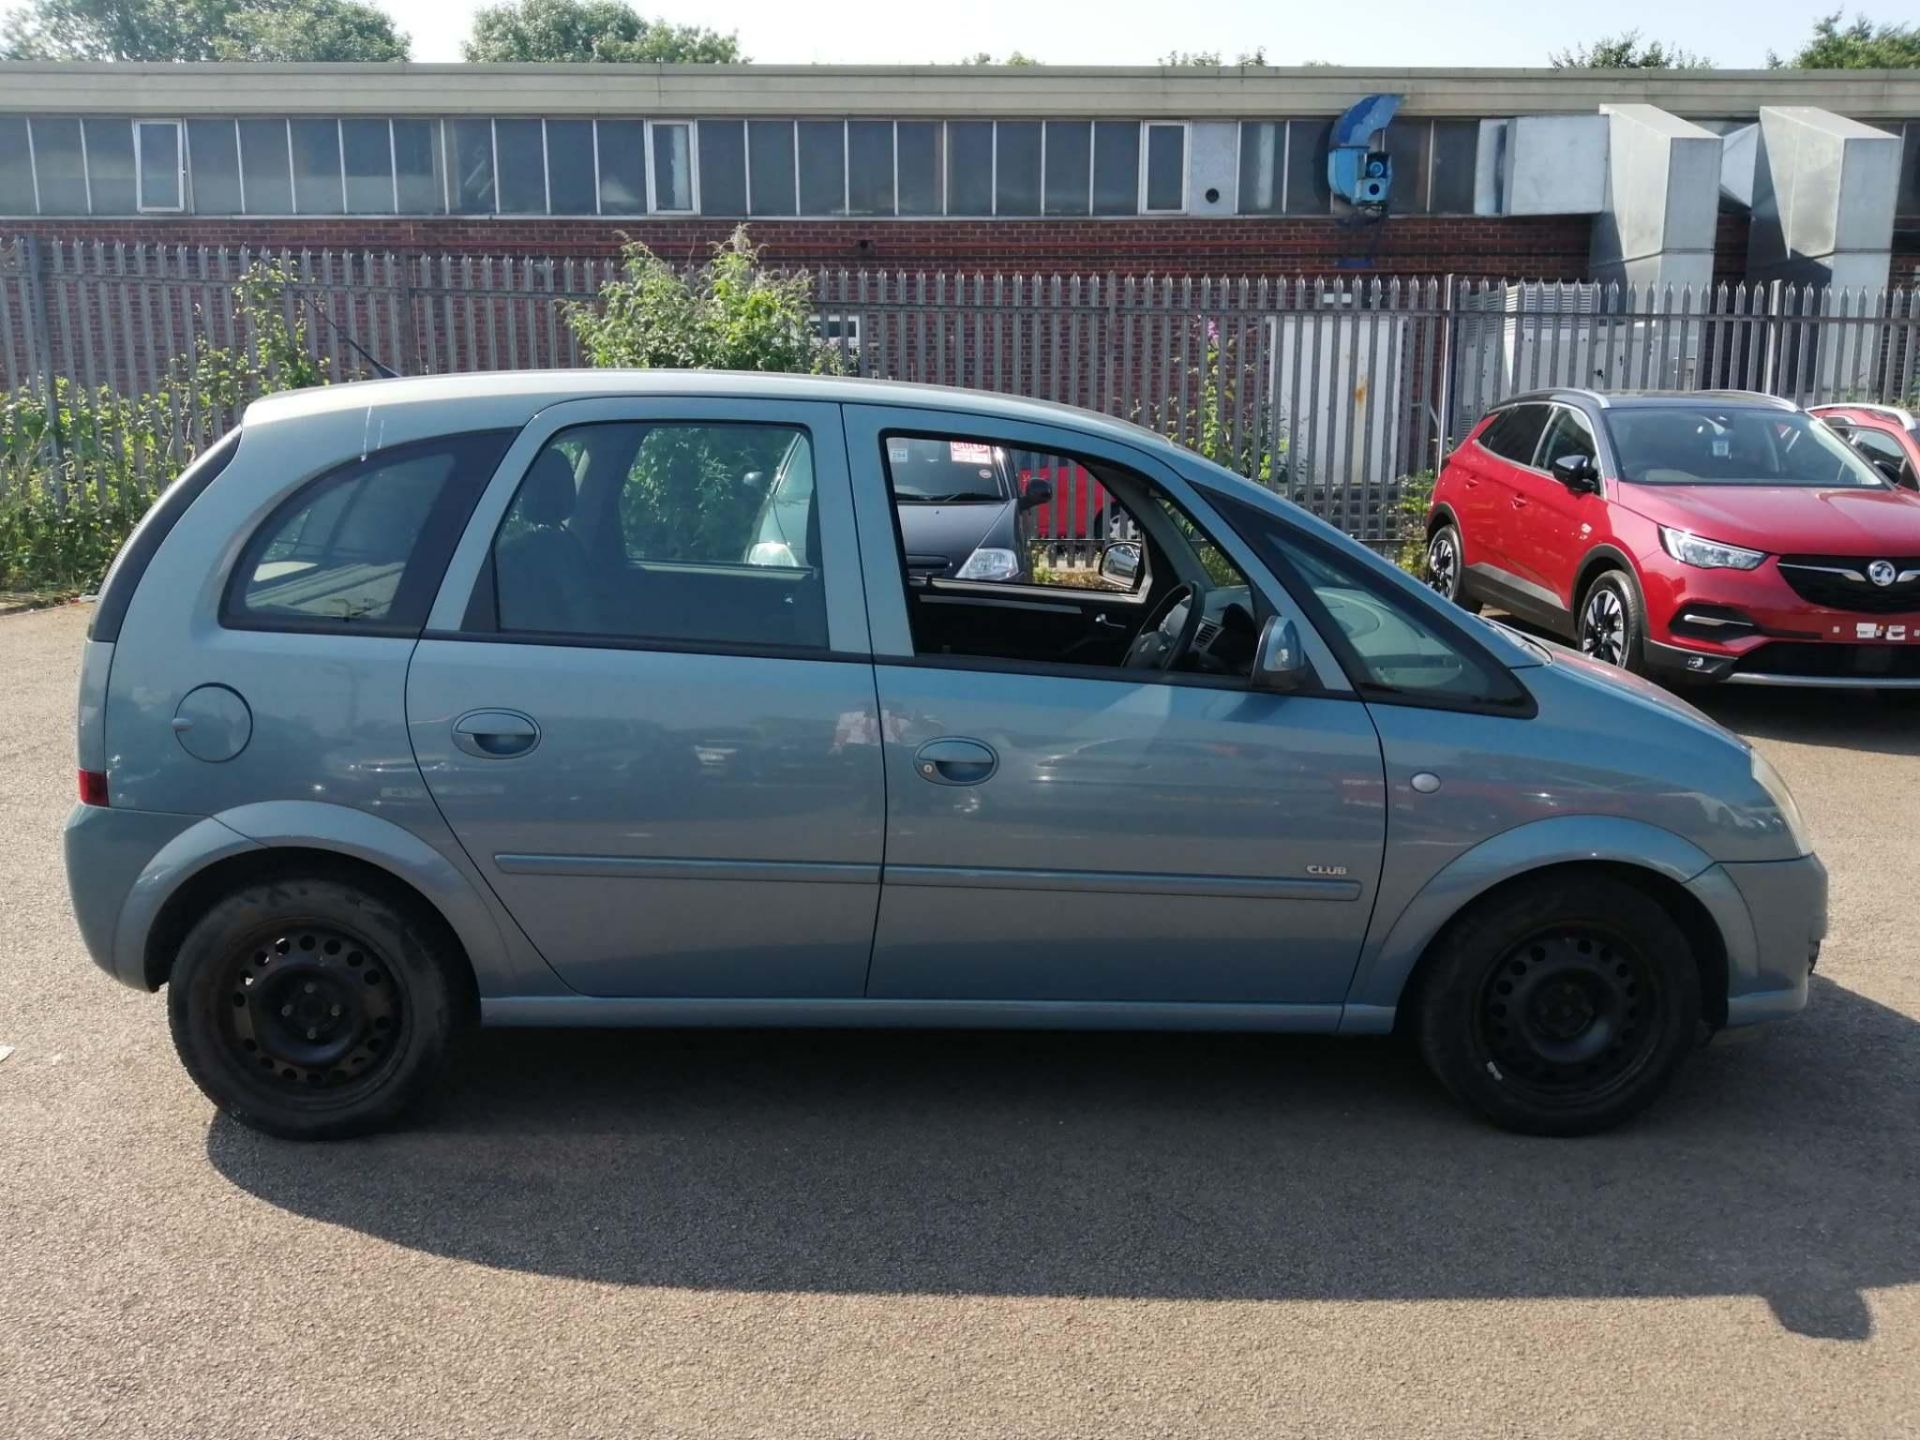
(1413, 873, 1702, 1136)
(1424, 522, 1482, 614)
(1577, 570, 1645, 674)
(168, 875, 469, 1140)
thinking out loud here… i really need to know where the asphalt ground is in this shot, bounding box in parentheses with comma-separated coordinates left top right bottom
(2, 601, 1916, 1438)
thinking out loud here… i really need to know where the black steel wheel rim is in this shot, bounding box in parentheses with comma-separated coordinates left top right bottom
(1580, 586, 1627, 666)
(1426, 531, 1459, 598)
(1474, 925, 1663, 1104)
(215, 923, 404, 1092)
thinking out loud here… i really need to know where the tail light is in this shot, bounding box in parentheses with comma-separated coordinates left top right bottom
(77, 769, 109, 807)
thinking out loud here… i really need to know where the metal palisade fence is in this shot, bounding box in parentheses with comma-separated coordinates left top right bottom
(5, 236, 1920, 544)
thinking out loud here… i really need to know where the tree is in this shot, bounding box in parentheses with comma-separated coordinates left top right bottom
(462, 0, 740, 63)
(1769, 12, 1920, 67)
(215, 0, 409, 62)
(1160, 47, 1268, 65)
(958, 51, 1041, 65)
(1549, 31, 1711, 68)
(1, 0, 408, 60)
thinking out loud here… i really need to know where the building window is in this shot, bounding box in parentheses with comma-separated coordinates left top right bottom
(847, 120, 893, 216)
(393, 120, 442, 213)
(238, 118, 293, 214)
(0, 118, 34, 214)
(1092, 120, 1139, 216)
(1429, 119, 1479, 215)
(494, 117, 547, 214)
(1043, 120, 1091, 216)
(186, 120, 242, 214)
(650, 121, 694, 212)
(1383, 119, 1431, 214)
(748, 119, 797, 215)
(547, 118, 596, 213)
(996, 121, 1041, 215)
(697, 119, 745, 215)
(594, 119, 646, 214)
(1285, 118, 1333, 214)
(85, 118, 137, 214)
(897, 121, 943, 215)
(342, 118, 395, 214)
(30, 118, 88, 216)
(1237, 121, 1284, 215)
(1896, 120, 1919, 219)
(947, 120, 992, 215)
(447, 117, 495, 214)
(290, 118, 344, 215)
(1142, 122, 1186, 212)
(798, 120, 845, 215)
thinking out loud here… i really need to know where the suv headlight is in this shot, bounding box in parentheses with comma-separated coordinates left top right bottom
(1660, 527, 1765, 571)
(955, 547, 1019, 582)
(1751, 750, 1813, 855)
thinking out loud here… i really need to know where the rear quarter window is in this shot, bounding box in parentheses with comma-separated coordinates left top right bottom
(223, 430, 515, 635)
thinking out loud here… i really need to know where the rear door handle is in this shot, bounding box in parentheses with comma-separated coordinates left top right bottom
(913, 737, 998, 786)
(452, 709, 540, 759)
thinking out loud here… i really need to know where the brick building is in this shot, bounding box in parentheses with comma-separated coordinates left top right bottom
(1, 60, 1917, 285)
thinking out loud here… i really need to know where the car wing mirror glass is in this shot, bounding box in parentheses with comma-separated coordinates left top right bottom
(1253, 615, 1311, 693)
(1552, 453, 1599, 492)
(1097, 540, 1143, 591)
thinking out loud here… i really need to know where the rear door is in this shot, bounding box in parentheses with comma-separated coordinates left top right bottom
(1466, 402, 1552, 612)
(408, 397, 885, 999)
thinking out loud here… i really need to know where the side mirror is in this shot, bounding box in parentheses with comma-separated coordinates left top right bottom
(1018, 477, 1054, 511)
(1552, 453, 1600, 493)
(1253, 616, 1312, 694)
(1867, 454, 1906, 484)
(1097, 540, 1143, 592)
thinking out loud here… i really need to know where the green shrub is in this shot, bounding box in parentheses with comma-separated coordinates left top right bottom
(0, 263, 323, 593)
(1391, 471, 1436, 576)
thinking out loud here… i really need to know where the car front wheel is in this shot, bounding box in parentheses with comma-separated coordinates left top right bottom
(1577, 571, 1645, 673)
(1413, 873, 1702, 1136)
(167, 875, 469, 1140)
(1424, 523, 1481, 614)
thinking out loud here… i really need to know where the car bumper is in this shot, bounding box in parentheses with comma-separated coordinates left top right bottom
(1687, 852, 1828, 1028)
(64, 803, 201, 989)
(1641, 562, 1920, 687)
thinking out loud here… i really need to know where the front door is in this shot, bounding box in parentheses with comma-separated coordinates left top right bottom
(1510, 403, 1603, 610)
(408, 398, 885, 998)
(842, 403, 1387, 1007)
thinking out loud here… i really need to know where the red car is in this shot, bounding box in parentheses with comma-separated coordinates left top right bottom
(1807, 403, 1920, 493)
(1425, 389, 1920, 689)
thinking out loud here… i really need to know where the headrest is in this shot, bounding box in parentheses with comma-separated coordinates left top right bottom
(520, 450, 578, 527)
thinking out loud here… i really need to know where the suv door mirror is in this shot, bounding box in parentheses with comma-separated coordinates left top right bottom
(1552, 453, 1600, 493)
(1018, 477, 1054, 511)
(1252, 615, 1312, 694)
(1097, 540, 1143, 592)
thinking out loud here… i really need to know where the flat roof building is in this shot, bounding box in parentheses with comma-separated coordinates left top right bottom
(2, 61, 1918, 286)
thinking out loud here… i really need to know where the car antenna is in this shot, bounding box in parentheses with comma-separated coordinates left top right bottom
(296, 293, 400, 379)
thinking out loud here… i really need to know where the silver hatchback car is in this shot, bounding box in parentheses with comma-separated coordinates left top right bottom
(66, 372, 1826, 1139)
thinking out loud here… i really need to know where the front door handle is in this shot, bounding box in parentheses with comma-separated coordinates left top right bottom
(452, 709, 540, 759)
(913, 737, 998, 786)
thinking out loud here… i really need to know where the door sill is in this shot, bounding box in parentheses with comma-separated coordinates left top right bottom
(482, 996, 1349, 1032)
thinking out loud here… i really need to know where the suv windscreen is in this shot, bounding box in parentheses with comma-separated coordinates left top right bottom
(1606, 407, 1887, 488)
(887, 437, 1011, 502)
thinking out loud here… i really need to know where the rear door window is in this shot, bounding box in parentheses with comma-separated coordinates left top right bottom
(1478, 405, 1551, 466)
(226, 431, 514, 633)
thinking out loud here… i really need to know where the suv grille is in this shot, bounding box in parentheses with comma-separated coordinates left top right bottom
(1776, 555, 1920, 614)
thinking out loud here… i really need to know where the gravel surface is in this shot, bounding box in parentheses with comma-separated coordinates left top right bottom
(2, 601, 1915, 1438)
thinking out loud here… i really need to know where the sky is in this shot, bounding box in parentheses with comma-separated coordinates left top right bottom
(352, 0, 1839, 68)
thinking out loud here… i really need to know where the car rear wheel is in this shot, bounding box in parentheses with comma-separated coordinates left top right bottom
(167, 875, 468, 1140)
(1424, 523, 1481, 614)
(1413, 873, 1702, 1136)
(1577, 571, 1645, 674)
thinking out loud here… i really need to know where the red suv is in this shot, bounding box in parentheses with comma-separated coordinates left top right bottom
(1808, 403, 1920, 493)
(1425, 389, 1920, 688)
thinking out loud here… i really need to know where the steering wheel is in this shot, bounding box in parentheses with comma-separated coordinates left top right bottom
(1122, 580, 1208, 673)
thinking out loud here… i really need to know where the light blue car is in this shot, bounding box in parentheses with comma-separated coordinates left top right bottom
(65, 372, 1825, 1139)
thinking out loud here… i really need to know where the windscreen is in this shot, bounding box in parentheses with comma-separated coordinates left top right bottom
(886, 436, 1010, 502)
(1605, 407, 1887, 489)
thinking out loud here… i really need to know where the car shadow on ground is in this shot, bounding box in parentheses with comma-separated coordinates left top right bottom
(207, 976, 1919, 1341)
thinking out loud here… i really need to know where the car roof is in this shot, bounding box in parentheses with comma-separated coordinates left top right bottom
(241, 369, 1179, 453)
(1496, 388, 1800, 413)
